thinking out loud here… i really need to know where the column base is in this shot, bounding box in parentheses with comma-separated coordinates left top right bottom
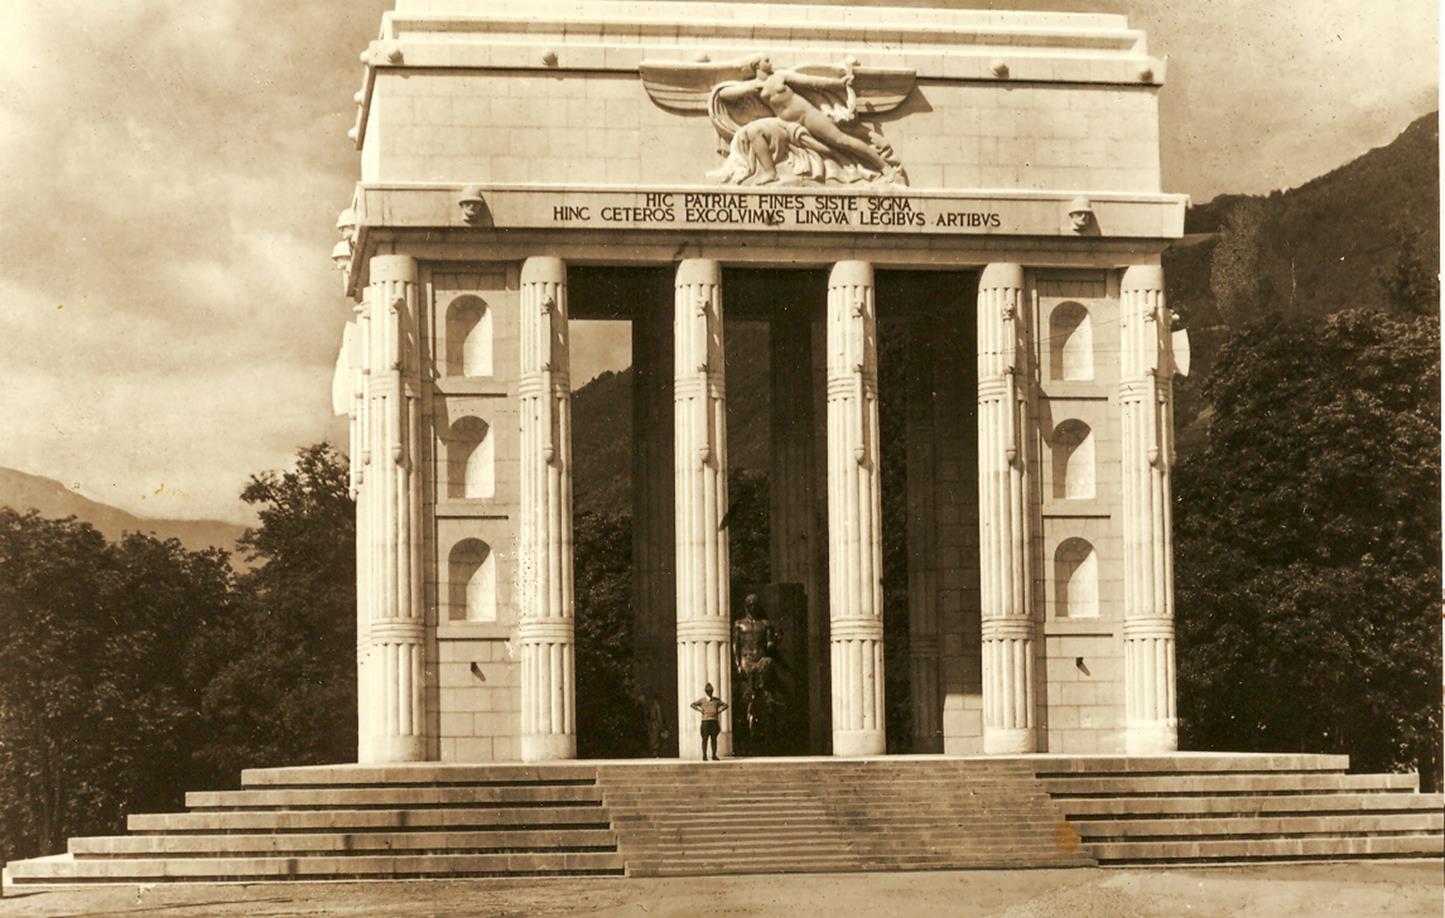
(679, 732, 732, 761)
(1126, 722, 1178, 754)
(521, 733, 577, 763)
(983, 726, 1036, 755)
(832, 729, 885, 757)
(360, 735, 427, 764)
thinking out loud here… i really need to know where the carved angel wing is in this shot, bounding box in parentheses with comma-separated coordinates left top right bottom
(639, 58, 759, 112)
(640, 57, 916, 116)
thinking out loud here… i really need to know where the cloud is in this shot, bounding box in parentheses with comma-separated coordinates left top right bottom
(0, 0, 384, 521)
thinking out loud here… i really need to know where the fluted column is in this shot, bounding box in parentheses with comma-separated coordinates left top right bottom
(674, 259, 732, 759)
(343, 316, 370, 754)
(826, 261, 886, 757)
(518, 257, 577, 762)
(1120, 264, 1179, 753)
(905, 317, 942, 753)
(977, 263, 1037, 755)
(358, 254, 426, 763)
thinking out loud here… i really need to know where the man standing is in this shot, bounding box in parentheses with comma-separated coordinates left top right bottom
(690, 682, 728, 761)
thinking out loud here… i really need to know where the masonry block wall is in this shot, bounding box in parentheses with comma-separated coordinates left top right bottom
(362, 73, 1159, 195)
(425, 265, 522, 761)
(1032, 270, 1126, 753)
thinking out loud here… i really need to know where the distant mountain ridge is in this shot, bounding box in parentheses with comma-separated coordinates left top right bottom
(0, 467, 248, 555)
(1163, 109, 1438, 452)
(1167, 110, 1438, 326)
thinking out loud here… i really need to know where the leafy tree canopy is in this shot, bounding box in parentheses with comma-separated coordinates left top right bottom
(193, 443, 356, 777)
(0, 513, 233, 860)
(1175, 309, 1441, 788)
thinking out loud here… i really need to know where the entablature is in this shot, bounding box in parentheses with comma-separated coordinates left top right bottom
(338, 182, 1185, 296)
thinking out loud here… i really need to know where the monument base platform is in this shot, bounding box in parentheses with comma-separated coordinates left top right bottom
(6, 754, 1441, 886)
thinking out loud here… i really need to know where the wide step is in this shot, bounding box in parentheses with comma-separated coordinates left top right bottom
(1041, 764, 1444, 865)
(9, 851, 626, 882)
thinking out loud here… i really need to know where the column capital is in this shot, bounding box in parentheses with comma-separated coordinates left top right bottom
(829, 259, 874, 287)
(369, 254, 417, 283)
(676, 257, 721, 286)
(521, 255, 566, 285)
(978, 262, 1025, 290)
(1121, 263, 1165, 293)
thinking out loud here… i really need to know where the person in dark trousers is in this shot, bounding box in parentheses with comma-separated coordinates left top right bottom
(690, 682, 727, 760)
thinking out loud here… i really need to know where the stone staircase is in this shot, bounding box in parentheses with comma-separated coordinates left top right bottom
(598, 759, 1094, 876)
(6, 754, 1440, 884)
(1038, 754, 1445, 865)
(5, 764, 626, 884)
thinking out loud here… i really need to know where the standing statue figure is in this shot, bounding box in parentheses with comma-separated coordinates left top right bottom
(732, 593, 780, 750)
(639, 55, 916, 187)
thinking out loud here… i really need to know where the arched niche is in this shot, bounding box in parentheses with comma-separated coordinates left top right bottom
(445, 295, 493, 378)
(449, 538, 496, 622)
(447, 415, 494, 500)
(1054, 538, 1099, 619)
(1050, 301, 1093, 381)
(1051, 419, 1095, 500)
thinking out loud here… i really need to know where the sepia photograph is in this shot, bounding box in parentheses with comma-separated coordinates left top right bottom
(0, 0, 1439, 914)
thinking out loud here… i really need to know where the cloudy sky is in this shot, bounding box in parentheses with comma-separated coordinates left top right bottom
(0, 0, 1437, 524)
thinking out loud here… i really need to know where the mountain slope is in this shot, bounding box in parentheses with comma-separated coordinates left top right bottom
(1167, 110, 1439, 327)
(0, 467, 247, 554)
(572, 324, 772, 517)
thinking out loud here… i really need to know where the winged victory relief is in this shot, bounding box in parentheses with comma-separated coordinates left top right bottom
(640, 55, 916, 187)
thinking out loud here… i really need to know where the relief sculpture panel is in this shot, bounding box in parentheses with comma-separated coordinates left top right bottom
(641, 55, 915, 187)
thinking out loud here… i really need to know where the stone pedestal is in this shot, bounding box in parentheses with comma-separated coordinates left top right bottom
(517, 256, 577, 762)
(1119, 265, 1179, 754)
(674, 259, 732, 759)
(358, 254, 426, 764)
(976, 263, 1037, 755)
(826, 261, 886, 757)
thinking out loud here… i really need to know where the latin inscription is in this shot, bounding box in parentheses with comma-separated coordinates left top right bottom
(549, 192, 1002, 233)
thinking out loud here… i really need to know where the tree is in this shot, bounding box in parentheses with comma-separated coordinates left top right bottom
(726, 467, 771, 593)
(0, 512, 232, 860)
(572, 509, 644, 757)
(1209, 197, 1278, 326)
(193, 443, 356, 777)
(1376, 222, 1440, 316)
(1174, 309, 1441, 788)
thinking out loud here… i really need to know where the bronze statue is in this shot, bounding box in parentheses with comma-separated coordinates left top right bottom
(733, 593, 778, 694)
(732, 593, 780, 751)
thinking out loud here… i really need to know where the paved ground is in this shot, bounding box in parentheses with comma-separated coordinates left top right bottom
(1, 863, 1440, 917)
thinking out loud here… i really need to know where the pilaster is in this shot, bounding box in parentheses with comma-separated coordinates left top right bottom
(826, 260, 887, 757)
(976, 262, 1038, 755)
(674, 259, 732, 759)
(1119, 264, 1179, 754)
(517, 256, 577, 762)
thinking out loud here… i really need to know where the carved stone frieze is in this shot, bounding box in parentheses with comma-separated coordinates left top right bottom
(641, 55, 915, 187)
